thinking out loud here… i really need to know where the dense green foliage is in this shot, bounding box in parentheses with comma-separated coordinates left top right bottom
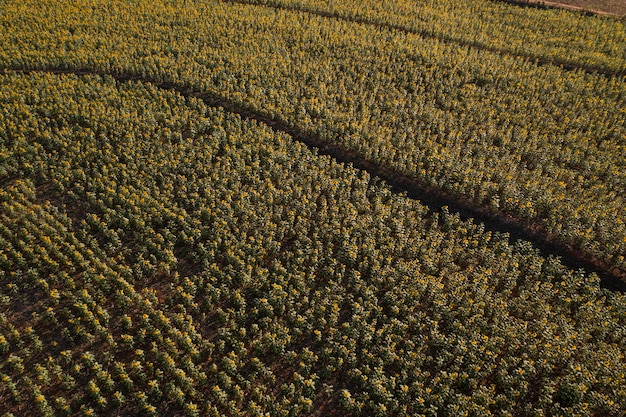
(1, 1, 626, 416)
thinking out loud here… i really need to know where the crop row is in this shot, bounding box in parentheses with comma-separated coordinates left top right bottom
(1, 0, 624, 274)
(1, 71, 626, 416)
(231, 0, 626, 75)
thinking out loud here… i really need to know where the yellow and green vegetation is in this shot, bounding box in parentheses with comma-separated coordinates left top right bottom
(232, 0, 626, 75)
(2, 0, 624, 273)
(1, 0, 626, 416)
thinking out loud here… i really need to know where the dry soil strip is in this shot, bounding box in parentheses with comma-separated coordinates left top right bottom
(4, 68, 625, 292)
(497, 0, 624, 18)
(223, 0, 625, 78)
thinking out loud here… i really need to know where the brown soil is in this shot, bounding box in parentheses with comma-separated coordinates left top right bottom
(500, 0, 626, 17)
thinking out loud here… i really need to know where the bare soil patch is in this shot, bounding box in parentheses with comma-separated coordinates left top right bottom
(501, 0, 626, 17)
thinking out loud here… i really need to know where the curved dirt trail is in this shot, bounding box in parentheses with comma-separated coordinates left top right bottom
(4, 68, 625, 291)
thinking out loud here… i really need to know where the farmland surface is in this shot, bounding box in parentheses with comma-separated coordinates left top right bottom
(502, 0, 626, 17)
(1, 1, 626, 416)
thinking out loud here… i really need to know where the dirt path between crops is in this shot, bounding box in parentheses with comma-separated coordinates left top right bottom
(500, 0, 626, 18)
(224, 0, 625, 77)
(3, 67, 625, 292)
